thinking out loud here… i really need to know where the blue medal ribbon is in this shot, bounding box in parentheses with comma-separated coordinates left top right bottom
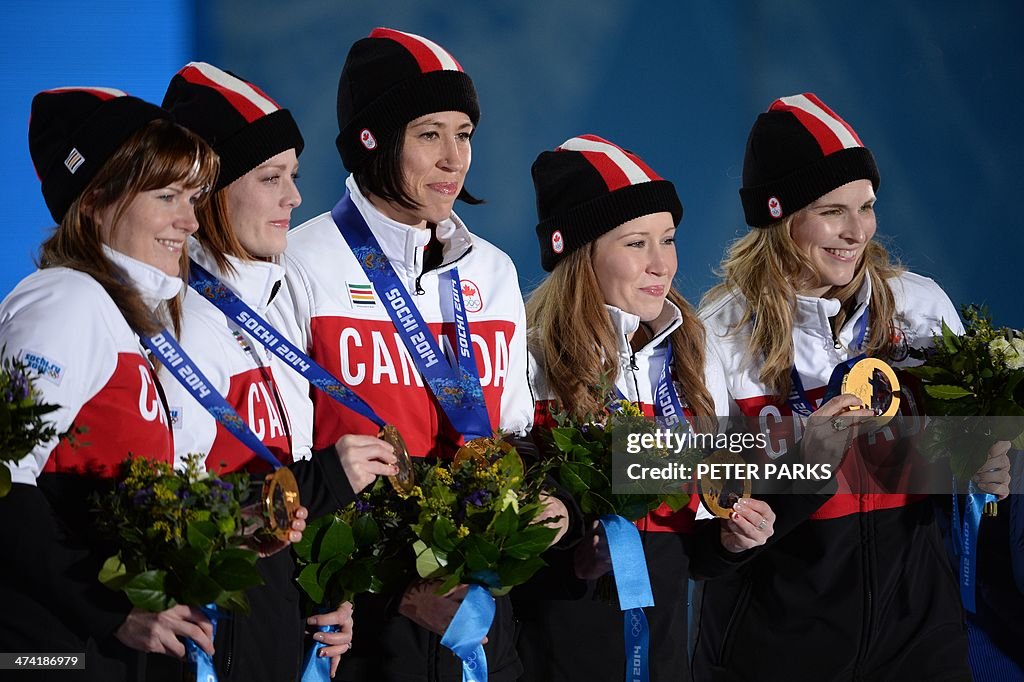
(331, 192, 491, 442)
(599, 515, 654, 682)
(440, 584, 495, 682)
(786, 309, 869, 416)
(184, 604, 220, 682)
(300, 622, 340, 682)
(188, 259, 384, 427)
(614, 345, 691, 434)
(140, 331, 284, 470)
(950, 477, 997, 613)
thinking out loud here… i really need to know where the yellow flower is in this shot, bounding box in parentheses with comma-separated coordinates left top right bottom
(457, 525, 470, 538)
(434, 468, 454, 486)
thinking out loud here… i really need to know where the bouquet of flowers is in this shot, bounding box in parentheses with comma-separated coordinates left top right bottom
(294, 441, 559, 607)
(93, 454, 263, 614)
(406, 441, 558, 596)
(906, 305, 1024, 480)
(292, 476, 418, 610)
(0, 354, 60, 497)
(545, 399, 693, 522)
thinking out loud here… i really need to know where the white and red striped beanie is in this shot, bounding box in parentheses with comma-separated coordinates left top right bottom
(532, 134, 683, 272)
(163, 62, 303, 190)
(336, 27, 480, 172)
(740, 92, 880, 227)
(28, 87, 169, 223)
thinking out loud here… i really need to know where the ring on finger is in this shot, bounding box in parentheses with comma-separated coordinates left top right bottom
(757, 517, 767, 530)
(831, 417, 848, 432)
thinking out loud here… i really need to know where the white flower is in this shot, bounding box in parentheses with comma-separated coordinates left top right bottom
(990, 337, 1024, 370)
(1010, 338, 1024, 370)
(500, 488, 519, 513)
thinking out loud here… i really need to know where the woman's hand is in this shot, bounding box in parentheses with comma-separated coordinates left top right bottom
(535, 493, 570, 547)
(114, 605, 214, 658)
(720, 498, 775, 553)
(334, 434, 399, 493)
(398, 580, 488, 644)
(307, 601, 354, 678)
(973, 441, 1012, 500)
(244, 504, 308, 558)
(573, 520, 612, 580)
(799, 394, 876, 469)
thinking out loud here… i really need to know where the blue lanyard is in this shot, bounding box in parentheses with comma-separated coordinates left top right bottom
(614, 344, 691, 432)
(331, 192, 492, 442)
(950, 477, 997, 613)
(141, 330, 283, 470)
(188, 259, 384, 428)
(599, 515, 654, 682)
(440, 584, 494, 682)
(786, 308, 869, 416)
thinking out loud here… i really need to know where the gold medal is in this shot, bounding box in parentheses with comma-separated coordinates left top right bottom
(378, 424, 415, 494)
(454, 437, 513, 469)
(698, 450, 752, 519)
(841, 358, 901, 425)
(261, 467, 300, 542)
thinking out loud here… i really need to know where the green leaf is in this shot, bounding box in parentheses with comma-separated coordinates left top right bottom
(124, 570, 172, 612)
(432, 516, 458, 553)
(210, 556, 263, 591)
(924, 385, 975, 400)
(940, 320, 961, 354)
(98, 554, 131, 590)
(318, 519, 355, 562)
(551, 428, 581, 452)
(0, 465, 10, 498)
(497, 556, 546, 588)
(219, 590, 251, 616)
(414, 540, 446, 579)
(490, 506, 518, 539)
(436, 572, 462, 596)
(660, 493, 690, 513)
(186, 520, 218, 554)
(297, 563, 325, 604)
(503, 526, 558, 560)
(351, 514, 380, 548)
(291, 514, 327, 561)
(1012, 432, 1024, 450)
(178, 569, 224, 606)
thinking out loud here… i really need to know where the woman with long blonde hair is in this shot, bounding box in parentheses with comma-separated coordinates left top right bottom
(693, 92, 1010, 681)
(516, 134, 775, 682)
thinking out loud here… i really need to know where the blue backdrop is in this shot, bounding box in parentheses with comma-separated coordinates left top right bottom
(4, 1, 1022, 325)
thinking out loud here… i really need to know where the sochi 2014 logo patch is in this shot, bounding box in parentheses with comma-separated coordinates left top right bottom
(360, 129, 377, 150)
(551, 230, 565, 254)
(21, 350, 65, 385)
(460, 279, 483, 313)
(768, 196, 782, 219)
(168, 406, 182, 430)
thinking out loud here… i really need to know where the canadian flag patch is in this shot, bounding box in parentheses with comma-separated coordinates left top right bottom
(768, 196, 782, 219)
(460, 279, 483, 313)
(551, 230, 564, 254)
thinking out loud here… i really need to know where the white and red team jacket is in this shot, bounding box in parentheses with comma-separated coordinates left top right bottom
(166, 239, 314, 474)
(1, 248, 178, 483)
(0, 249, 179, 667)
(277, 176, 533, 457)
(530, 301, 729, 532)
(692, 271, 970, 681)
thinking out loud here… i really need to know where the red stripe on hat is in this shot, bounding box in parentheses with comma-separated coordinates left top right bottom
(574, 134, 663, 184)
(179, 65, 267, 123)
(371, 27, 455, 73)
(578, 149, 631, 191)
(802, 93, 863, 145)
(770, 101, 844, 155)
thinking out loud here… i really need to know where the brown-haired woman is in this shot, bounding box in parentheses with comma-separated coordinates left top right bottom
(0, 88, 218, 680)
(515, 134, 775, 681)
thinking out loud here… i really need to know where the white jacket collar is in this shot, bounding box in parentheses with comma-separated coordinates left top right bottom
(793, 276, 872, 348)
(345, 175, 474, 280)
(103, 245, 183, 311)
(605, 300, 683, 358)
(188, 237, 285, 314)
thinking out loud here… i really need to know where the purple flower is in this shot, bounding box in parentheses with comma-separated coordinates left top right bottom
(465, 490, 491, 508)
(132, 488, 154, 506)
(211, 479, 233, 491)
(354, 500, 372, 513)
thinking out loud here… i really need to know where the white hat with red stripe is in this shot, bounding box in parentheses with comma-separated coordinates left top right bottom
(532, 134, 683, 272)
(740, 92, 880, 227)
(336, 27, 479, 172)
(163, 62, 303, 190)
(28, 87, 170, 223)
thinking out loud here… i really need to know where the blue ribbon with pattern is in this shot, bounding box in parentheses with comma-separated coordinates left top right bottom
(440, 584, 495, 682)
(184, 604, 220, 682)
(599, 514, 654, 682)
(188, 259, 384, 427)
(951, 477, 998, 613)
(331, 192, 491, 442)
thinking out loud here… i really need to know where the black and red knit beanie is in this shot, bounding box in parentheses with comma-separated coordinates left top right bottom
(532, 134, 683, 272)
(162, 62, 304, 191)
(29, 87, 170, 223)
(336, 27, 480, 172)
(740, 92, 880, 228)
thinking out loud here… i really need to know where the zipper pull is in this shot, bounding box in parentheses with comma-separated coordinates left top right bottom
(414, 273, 425, 295)
(628, 353, 639, 371)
